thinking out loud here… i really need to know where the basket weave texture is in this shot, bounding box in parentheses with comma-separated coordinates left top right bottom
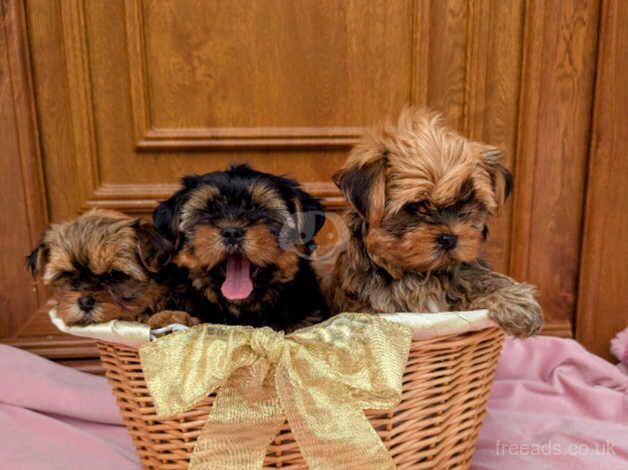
(98, 326, 504, 469)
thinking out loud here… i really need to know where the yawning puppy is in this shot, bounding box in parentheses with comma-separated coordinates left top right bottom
(153, 164, 328, 331)
(326, 108, 543, 337)
(27, 209, 210, 328)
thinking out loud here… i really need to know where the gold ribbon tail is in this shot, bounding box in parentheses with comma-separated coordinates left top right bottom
(275, 363, 396, 470)
(190, 360, 286, 470)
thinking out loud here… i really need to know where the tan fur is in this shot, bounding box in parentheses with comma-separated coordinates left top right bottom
(341, 108, 503, 218)
(177, 219, 301, 304)
(187, 225, 225, 269)
(242, 225, 282, 265)
(250, 181, 291, 217)
(179, 186, 220, 233)
(327, 108, 543, 337)
(30, 209, 200, 327)
(146, 310, 200, 328)
(41, 211, 146, 283)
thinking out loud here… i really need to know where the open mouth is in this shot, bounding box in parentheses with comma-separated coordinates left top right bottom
(220, 253, 254, 301)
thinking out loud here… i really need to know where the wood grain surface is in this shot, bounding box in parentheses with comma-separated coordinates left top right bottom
(1, 0, 625, 366)
(576, 0, 628, 360)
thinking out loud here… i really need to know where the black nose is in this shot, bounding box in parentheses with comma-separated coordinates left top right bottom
(437, 233, 458, 250)
(78, 295, 96, 312)
(221, 227, 244, 244)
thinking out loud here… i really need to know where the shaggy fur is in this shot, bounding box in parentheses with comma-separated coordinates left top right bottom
(325, 108, 543, 337)
(153, 164, 328, 331)
(27, 209, 210, 327)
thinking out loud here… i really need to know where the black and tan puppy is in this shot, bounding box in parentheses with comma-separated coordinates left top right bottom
(325, 108, 543, 337)
(27, 209, 211, 328)
(153, 164, 328, 331)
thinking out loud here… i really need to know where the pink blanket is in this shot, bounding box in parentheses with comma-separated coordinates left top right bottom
(0, 344, 138, 469)
(1, 337, 626, 469)
(474, 337, 628, 469)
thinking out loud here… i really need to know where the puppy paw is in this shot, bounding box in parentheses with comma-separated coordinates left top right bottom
(470, 285, 544, 337)
(146, 310, 201, 328)
(488, 304, 543, 337)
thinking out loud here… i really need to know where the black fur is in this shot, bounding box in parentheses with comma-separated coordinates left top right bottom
(26, 236, 50, 277)
(153, 164, 328, 331)
(26, 244, 44, 275)
(501, 166, 514, 200)
(134, 221, 174, 272)
(204, 257, 327, 330)
(333, 159, 386, 222)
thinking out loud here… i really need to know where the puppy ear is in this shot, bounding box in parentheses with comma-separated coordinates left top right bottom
(153, 198, 179, 244)
(26, 238, 49, 277)
(153, 176, 202, 246)
(181, 174, 203, 190)
(290, 189, 325, 253)
(333, 158, 387, 226)
(482, 147, 513, 210)
(153, 189, 191, 249)
(134, 221, 173, 273)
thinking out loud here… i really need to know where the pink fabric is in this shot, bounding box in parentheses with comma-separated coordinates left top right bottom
(473, 336, 628, 469)
(611, 327, 628, 374)
(0, 344, 138, 469)
(1, 336, 627, 469)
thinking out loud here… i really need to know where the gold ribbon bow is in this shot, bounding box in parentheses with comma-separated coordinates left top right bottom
(140, 313, 412, 470)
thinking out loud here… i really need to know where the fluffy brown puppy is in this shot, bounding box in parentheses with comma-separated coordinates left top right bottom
(27, 209, 211, 328)
(325, 108, 543, 337)
(153, 164, 328, 331)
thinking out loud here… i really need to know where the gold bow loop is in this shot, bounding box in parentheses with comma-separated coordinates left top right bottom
(249, 328, 286, 364)
(140, 313, 413, 470)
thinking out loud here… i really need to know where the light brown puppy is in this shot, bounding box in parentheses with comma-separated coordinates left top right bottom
(27, 209, 207, 328)
(325, 108, 543, 337)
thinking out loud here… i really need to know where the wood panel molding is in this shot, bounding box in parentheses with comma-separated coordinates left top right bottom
(462, 0, 492, 139)
(410, 0, 430, 106)
(576, 0, 628, 360)
(5, 336, 99, 359)
(124, 0, 364, 150)
(510, 0, 599, 332)
(58, 1, 350, 216)
(3, 0, 48, 246)
(541, 321, 573, 339)
(84, 181, 345, 214)
(0, 0, 49, 338)
(59, 0, 100, 202)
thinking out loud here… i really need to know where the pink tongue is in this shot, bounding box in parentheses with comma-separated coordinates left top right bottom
(221, 254, 253, 300)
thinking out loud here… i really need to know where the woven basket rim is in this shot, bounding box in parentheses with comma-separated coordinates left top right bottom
(57, 308, 497, 349)
(97, 324, 503, 352)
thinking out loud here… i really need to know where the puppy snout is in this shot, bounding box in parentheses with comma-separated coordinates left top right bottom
(221, 227, 244, 245)
(78, 295, 96, 312)
(436, 233, 458, 251)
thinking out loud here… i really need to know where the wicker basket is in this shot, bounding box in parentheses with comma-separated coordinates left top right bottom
(98, 326, 504, 469)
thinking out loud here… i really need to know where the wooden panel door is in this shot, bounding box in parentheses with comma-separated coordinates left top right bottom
(0, 0, 612, 368)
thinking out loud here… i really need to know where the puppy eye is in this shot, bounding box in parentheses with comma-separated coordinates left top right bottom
(404, 202, 427, 214)
(107, 270, 130, 283)
(51, 271, 71, 282)
(53, 272, 81, 288)
(404, 202, 435, 222)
